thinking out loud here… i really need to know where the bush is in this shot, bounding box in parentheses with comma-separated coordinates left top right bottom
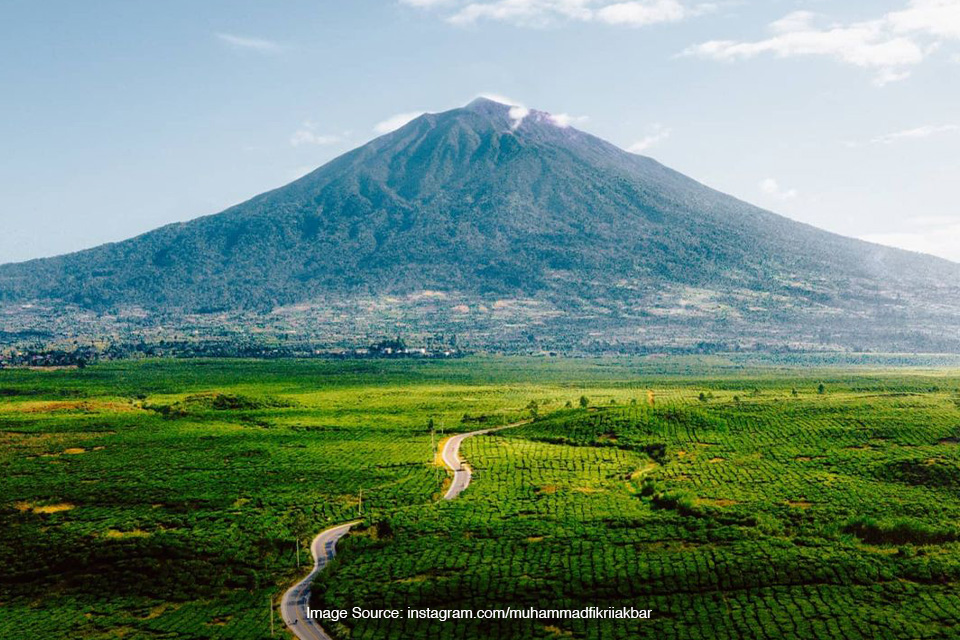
(651, 490, 698, 516)
(843, 516, 959, 546)
(144, 392, 293, 417)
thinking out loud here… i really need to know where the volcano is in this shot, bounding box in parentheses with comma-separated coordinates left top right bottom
(2, 98, 959, 352)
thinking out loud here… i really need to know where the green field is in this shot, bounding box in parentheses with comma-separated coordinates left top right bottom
(2, 357, 960, 639)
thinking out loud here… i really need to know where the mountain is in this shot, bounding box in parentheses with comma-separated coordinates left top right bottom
(2, 97, 960, 352)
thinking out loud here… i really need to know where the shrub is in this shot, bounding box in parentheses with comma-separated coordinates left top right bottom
(651, 490, 698, 516)
(843, 516, 959, 545)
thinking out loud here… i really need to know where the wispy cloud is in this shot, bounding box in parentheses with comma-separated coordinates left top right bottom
(447, 0, 595, 26)
(759, 178, 798, 201)
(886, 0, 960, 39)
(871, 124, 959, 144)
(399, 0, 451, 6)
(475, 94, 533, 128)
(402, 0, 713, 28)
(373, 111, 427, 134)
(597, 0, 716, 26)
(546, 112, 589, 127)
(683, 1, 960, 86)
(215, 33, 284, 53)
(290, 122, 345, 147)
(627, 124, 671, 153)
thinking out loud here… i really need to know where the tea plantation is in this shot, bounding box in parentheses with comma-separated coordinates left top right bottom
(2, 357, 960, 639)
(316, 377, 960, 639)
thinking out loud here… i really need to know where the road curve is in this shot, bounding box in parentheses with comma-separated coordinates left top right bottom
(442, 420, 530, 500)
(281, 520, 359, 640)
(282, 419, 529, 638)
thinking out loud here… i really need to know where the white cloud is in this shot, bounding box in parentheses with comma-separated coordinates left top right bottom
(871, 124, 959, 144)
(290, 123, 343, 147)
(547, 112, 589, 127)
(596, 0, 688, 26)
(404, 0, 709, 28)
(373, 111, 426, 134)
(476, 94, 531, 127)
(872, 68, 915, 86)
(759, 178, 798, 201)
(448, 0, 593, 26)
(399, 0, 450, 6)
(862, 216, 960, 262)
(215, 33, 283, 53)
(475, 94, 587, 129)
(886, 0, 960, 39)
(508, 105, 531, 129)
(627, 124, 671, 153)
(683, 1, 960, 86)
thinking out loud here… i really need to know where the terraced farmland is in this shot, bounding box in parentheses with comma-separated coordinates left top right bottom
(0, 359, 561, 639)
(2, 357, 960, 639)
(316, 382, 960, 640)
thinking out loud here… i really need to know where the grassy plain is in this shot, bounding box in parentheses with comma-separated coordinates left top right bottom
(2, 356, 960, 639)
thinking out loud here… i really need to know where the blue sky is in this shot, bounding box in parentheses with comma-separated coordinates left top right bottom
(2, 0, 959, 263)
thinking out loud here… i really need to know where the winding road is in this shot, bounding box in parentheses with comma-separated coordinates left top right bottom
(281, 521, 359, 640)
(281, 419, 529, 639)
(441, 422, 528, 500)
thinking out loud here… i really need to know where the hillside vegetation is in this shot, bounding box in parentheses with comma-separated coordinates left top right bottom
(2, 99, 959, 351)
(3, 358, 960, 638)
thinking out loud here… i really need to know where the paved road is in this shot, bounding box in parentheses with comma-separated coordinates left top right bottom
(281, 521, 359, 640)
(281, 419, 528, 638)
(442, 421, 529, 500)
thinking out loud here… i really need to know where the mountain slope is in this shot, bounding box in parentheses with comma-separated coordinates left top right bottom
(2, 98, 959, 351)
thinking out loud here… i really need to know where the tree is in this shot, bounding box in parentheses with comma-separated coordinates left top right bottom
(579, 395, 590, 408)
(817, 383, 826, 395)
(526, 400, 539, 418)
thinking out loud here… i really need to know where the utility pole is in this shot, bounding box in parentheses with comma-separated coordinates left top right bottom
(296, 538, 300, 569)
(358, 488, 363, 517)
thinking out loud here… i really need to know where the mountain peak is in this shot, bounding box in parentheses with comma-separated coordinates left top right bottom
(2, 98, 959, 352)
(460, 97, 577, 136)
(462, 96, 519, 122)
(465, 96, 517, 111)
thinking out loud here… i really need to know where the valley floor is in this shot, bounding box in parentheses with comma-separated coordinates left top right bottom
(2, 357, 960, 639)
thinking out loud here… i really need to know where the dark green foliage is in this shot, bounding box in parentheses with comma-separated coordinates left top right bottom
(881, 458, 960, 489)
(317, 369, 960, 640)
(143, 392, 294, 419)
(843, 517, 959, 545)
(650, 489, 698, 515)
(6, 358, 960, 639)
